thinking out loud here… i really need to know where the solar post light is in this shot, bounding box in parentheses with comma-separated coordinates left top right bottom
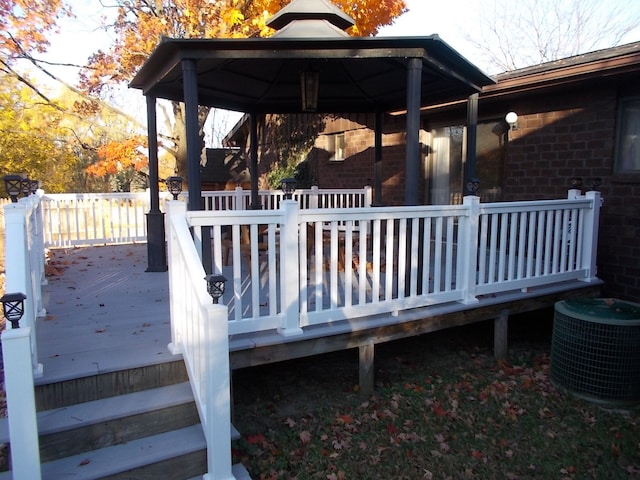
(166, 176, 183, 200)
(1, 292, 27, 329)
(4, 175, 23, 203)
(280, 177, 296, 200)
(205, 274, 227, 304)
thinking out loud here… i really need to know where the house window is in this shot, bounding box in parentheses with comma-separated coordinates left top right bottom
(615, 98, 640, 173)
(329, 132, 346, 161)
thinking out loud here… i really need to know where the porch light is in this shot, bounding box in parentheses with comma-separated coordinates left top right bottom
(589, 177, 602, 191)
(29, 179, 40, 195)
(300, 69, 319, 112)
(281, 177, 296, 200)
(505, 111, 519, 130)
(466, 178, 480, 195)
(166, 176, 183, 200)
(3, 175, 23, 202)
(205, 274, 227, 304)
(0, 292, 27, 329)
(20, 177, 32, 197)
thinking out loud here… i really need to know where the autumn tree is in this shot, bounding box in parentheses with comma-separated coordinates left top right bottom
(467, 0, 640, 72)
(81, 0, 407, 180)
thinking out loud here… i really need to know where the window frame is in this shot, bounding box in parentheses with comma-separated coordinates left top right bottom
(614, 96, 640, 176)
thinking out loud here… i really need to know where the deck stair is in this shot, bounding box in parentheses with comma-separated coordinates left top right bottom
(0, 358, 250, 479)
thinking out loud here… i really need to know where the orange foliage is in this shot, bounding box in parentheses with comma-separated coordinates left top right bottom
(81, 0, 406, 94)
(86, 136, 148, 177)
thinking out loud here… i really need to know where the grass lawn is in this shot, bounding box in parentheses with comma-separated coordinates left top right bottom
(232, 314, 640, 479)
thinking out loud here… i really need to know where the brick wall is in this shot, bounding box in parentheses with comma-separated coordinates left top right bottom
(489, 83, 640, 301)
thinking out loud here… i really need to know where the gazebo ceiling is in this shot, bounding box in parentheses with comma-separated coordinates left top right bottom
(129, 35, 495, 114)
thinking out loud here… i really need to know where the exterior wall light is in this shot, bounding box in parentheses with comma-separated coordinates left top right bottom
(280, 177, 297, 200)
(4, 175, 23, 203)
(505, 111, 519, 130)
(166, 176, 183, 200)
(1, 292, 27, 329)
(300, 69, 319, 112)
(205, 274, 227, 304)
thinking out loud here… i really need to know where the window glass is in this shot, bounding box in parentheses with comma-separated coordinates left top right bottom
(616, 98, 640, 172)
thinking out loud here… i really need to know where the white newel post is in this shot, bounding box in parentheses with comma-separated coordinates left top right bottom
(309, 185, 319, 209)
(279, 200, 303, 336)
(580, 190, 601, 282)
(234, 186, 245, 211)
(2, 327, 42, 480)
(203, 303, 235, 480)
(4, 202, 42, 376)
(167, 200, 187, 355)
(459, 196, 481, 304)
(364, 185, 373, 208)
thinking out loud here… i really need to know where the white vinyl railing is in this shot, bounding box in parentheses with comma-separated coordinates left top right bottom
(2, 191, 47, 479)
(36, 188, 371, 247)
(166, 201, 235, 480)
(183, 190, 601, 337)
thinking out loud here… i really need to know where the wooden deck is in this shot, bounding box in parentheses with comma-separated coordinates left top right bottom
(36, 243, 602, 393)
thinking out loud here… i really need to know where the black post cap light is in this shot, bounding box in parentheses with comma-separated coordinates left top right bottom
(281, 177, 296, 200)
(570, 177, 583, 189)
(166, 176, 183, 200)
(29, 179, 40, 195)
(205, 274, 227, 304)
(589, 177, 602, 191)
(4, 175, 23, 203)
(20, 177, 32, 198)
(466, 178, 480, 196)
(1, 292, 27, 329)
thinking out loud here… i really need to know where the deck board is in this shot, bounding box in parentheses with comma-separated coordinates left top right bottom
(36, 244, 602, 386)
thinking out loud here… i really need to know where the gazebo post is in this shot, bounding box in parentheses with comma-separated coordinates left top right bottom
(145, 95, 167, 272)
(465, 93, 479, 195)
(373, 111, 383, 206)
(249, 112, 260, 209)
(183, 59, 202, 212)
(405, 57, 422, 206)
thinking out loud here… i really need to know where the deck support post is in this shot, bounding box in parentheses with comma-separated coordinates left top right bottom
(494, 309, 509, 360)
(359, 342, 375, 396)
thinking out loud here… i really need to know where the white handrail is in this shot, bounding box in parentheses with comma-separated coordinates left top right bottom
(185, 192, 601, 337)
(166, 200, 236, 480)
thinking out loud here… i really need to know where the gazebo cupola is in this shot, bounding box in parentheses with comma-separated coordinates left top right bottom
(267, 0, 354, 38)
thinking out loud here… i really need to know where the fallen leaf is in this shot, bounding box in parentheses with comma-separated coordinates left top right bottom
(79, 459, 90, 466)
(300, 430, 312, 444)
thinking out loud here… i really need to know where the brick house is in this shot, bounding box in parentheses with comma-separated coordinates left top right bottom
(226, 41, 640, 301)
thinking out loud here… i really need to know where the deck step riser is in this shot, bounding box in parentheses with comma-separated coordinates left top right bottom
(97, 450, 207, 480)
(35, 360, 188, 411)
(38, 402, 200, 462)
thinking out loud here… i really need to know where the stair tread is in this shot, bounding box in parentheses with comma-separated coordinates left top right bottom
(0, 382, 194, 444)
(41, 424, 206, 480)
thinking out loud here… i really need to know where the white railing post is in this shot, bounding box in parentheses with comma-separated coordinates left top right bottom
(364, 185, 373, 208)
(279, 200, 303, 336)
(166, 200, 187, 355)
(202, 303, 234, 480)
(580, 190, 601, 282)
(234, 186, 245, 210)
(4, 201, 43, 376)
(458, 195, 480, 304)
(1, 326, 42, 480)
(310, 185, 319, 209)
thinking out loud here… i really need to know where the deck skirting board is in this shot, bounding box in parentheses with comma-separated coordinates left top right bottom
(230, 282, 601, 393)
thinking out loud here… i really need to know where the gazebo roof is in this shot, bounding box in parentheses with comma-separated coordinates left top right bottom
(129, 34, 494, 113)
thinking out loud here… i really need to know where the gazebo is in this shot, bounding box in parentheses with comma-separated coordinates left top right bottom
(130, 0, 494, 271)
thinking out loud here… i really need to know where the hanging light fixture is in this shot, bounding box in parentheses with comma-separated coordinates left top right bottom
(300, 69, 319, 112)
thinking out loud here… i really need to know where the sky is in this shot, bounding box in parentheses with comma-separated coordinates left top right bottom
(23, 0, 640, 137)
